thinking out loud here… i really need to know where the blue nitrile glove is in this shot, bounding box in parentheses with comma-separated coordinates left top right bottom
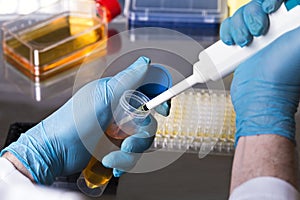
(0, 57, 168, 184)
(220, 0, 284, 47)
(231, 26, 300, 145)
(102, 121, 156, 177)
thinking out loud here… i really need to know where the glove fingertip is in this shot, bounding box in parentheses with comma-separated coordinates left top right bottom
(129, 56, 150, 70)
(220, 19, 235, 46)
(262, 2, 274, 13)
(224, 40, 234, 46)
(107, 56, 152, 96)
(113, 168, 124, 177)
(121, 139, 134, 153)
(155, 101, 171, 117)
(102, 155, 114, 169)
(262, 0, 283, 14)
(121, 131, 153, 153)
(139, 56, 151, 64)
(239, 38, 252, 47)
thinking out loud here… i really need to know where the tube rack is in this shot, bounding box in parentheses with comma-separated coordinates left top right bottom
(152, 89, 235, 155)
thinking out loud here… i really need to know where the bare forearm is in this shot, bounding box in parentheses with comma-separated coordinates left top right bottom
(2, 152, 35, 182)
(230, 134, 298, 193)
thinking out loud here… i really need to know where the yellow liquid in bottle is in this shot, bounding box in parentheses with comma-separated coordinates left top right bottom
(3, 13, 107, 79)
(83, 121, 131, 189)
(83, 156, 113, 189)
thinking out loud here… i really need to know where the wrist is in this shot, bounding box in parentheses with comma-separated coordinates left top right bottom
(231, 134, 298, 192)
(0, 123, 60, 185)
(232, 82, 299, 145)
(1, 152, 35, 182)
(235, 110, 297, 145)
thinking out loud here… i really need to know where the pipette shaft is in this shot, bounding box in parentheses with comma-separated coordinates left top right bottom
(144, 74, 202, 110)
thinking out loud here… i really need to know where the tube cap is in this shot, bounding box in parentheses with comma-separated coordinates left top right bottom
(96, 0, 121, 22)
(137, 64, 172, 99)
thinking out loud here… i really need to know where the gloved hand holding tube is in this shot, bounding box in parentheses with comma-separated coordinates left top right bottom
(0, 56, 170, 188)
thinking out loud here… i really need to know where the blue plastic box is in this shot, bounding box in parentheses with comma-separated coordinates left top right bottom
(124, 0, 228, 37)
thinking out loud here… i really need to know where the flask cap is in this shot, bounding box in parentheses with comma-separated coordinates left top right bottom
(96, 0, 121, 22)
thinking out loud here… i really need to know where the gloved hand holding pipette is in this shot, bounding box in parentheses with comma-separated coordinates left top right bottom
(221, 0, 286, 47)
(219, 0, 300, 144)
(230, 25, 300, 144)
(219, 0, 300, 199)
(0, 56, 169, 184)
(143, 0, 300, 111)
(220, 0, 285, 47)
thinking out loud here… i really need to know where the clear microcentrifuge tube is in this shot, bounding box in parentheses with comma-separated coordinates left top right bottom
(77, 90, 150, 197)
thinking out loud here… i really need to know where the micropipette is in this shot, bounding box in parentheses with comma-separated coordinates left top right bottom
(143, 0, 300, 111)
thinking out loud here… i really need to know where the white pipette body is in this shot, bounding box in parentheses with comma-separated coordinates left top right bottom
(145, 3, 300, 110)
